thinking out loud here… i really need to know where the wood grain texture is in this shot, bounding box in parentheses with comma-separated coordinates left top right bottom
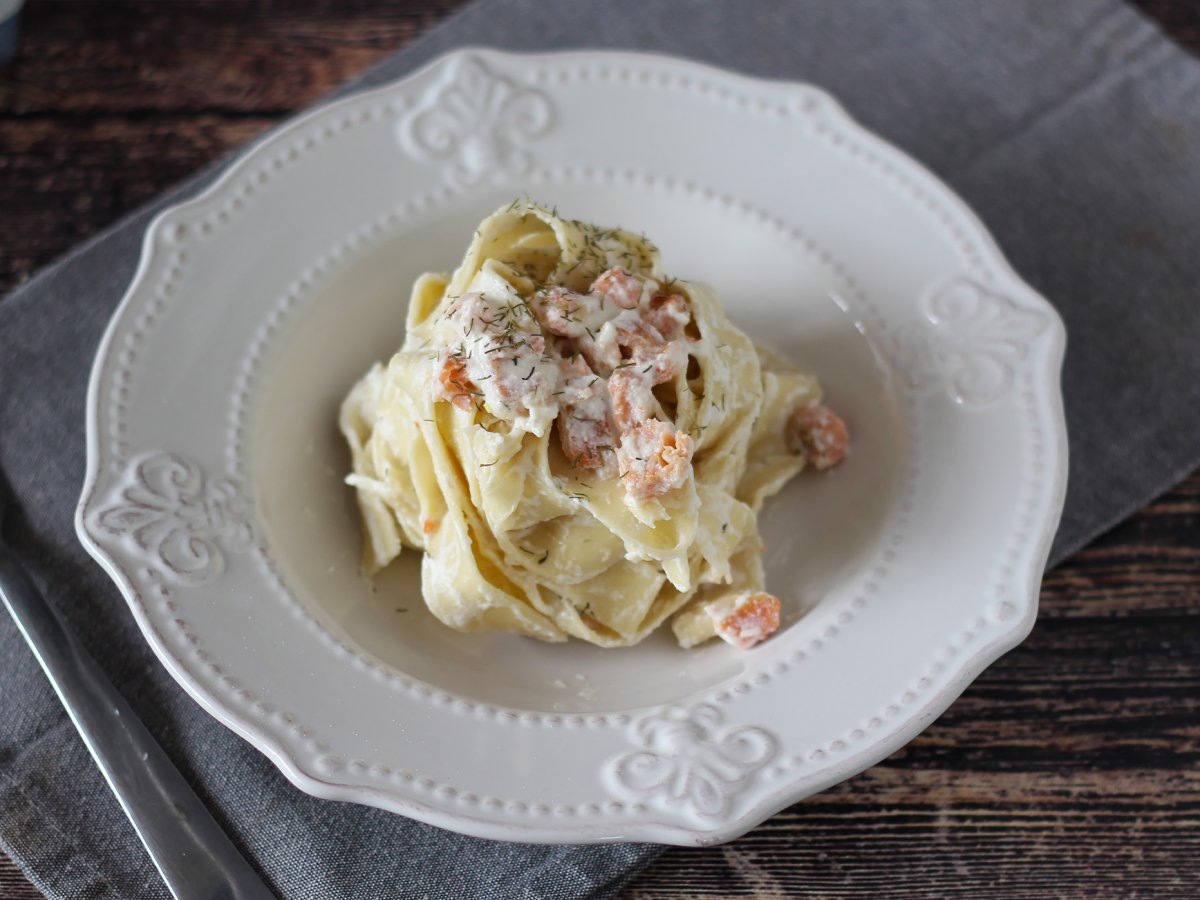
(1, 2, 1197, 898)
(0, 0, 465, 296)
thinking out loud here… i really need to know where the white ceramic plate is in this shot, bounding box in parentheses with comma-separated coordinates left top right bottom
(77, 49, 1067, 846)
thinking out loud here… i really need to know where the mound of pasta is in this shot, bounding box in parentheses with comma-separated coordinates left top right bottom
(340, 201, 848, 650)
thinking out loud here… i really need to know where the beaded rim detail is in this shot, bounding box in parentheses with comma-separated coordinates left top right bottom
(76, 49, 1067, 845)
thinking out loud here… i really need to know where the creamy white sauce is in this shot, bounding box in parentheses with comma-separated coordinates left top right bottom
(430, 268, 697, 509)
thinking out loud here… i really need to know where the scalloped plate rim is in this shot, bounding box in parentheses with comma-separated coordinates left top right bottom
(74, 47, 1069, 846)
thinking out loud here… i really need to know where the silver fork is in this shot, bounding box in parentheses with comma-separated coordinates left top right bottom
(0, 467, 276, 900)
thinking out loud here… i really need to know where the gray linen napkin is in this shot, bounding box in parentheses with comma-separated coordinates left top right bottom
(3, 1, 1199, 897)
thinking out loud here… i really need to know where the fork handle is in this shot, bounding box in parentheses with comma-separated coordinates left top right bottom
(0, 548, 276, 900)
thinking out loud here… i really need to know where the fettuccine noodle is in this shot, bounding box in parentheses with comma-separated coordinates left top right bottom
(340, 201, 848, 649)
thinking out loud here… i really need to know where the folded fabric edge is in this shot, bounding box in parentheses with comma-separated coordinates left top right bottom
(1120, 0, 1200, 58)
(1048, 452, 1200, 569)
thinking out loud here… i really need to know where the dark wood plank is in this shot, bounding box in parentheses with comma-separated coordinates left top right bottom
(0, 0, 466, 116)
(0, 870, 42, 900)
(1133, 0, 1200, 53)
(1, 2, 1198, 898)
(0, 114, 276, 292)
(0, 0, 465, 296)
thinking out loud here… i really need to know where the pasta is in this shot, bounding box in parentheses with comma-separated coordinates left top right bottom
(339, 201, 848, 649)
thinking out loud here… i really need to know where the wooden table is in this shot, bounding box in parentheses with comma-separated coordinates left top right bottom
(2, 3, 1197, 897)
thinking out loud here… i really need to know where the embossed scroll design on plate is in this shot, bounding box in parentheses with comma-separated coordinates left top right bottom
(97, 452, 252, 586)
(893, 279, 1049, 405)
(608, 704, 777, 818)
(399, 55, 554, 186)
